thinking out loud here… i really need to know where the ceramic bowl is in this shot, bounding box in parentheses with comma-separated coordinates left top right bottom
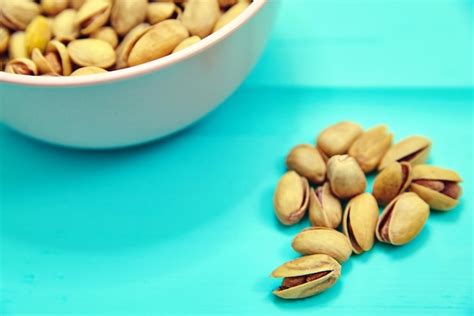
(0, 0, 278, 149)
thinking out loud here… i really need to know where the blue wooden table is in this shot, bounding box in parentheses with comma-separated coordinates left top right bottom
(1, 1, 473, 315)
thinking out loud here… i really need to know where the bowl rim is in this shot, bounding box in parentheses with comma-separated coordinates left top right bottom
(0, 0, 267, 88)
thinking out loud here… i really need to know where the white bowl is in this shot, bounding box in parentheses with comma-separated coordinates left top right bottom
(0, 0, 277, 149)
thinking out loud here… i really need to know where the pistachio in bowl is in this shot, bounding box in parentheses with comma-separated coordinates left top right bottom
(0, 0, 254, 76)
(0, 0, 278, 148)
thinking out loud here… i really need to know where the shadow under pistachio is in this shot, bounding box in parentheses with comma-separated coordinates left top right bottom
(270, 276, 344, 310)
(428, 202, 464, 223)
(375, 224, 431, 260)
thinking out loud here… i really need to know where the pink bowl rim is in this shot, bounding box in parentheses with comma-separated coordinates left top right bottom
(0, 0, 267, 88)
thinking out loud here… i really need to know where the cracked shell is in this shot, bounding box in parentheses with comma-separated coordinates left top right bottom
(372, 161, 412, 206)
(274, 171, 310, 226)
(348, 125, 393, 173)
(410, 165, 462, 211)
(379, 136, 431, 170)
(309, 183, 342, 229)
(286, 144, 326, 184)
(376, 192, 429, 245)
(271, 254, 341, 299)
(75, 0, 112, 35)
(317, 121, 363, 157)
(292, 227, 352, 262)
(342, 193, 379, 254)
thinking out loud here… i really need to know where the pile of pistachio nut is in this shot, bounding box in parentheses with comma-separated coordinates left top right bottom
(0, 0, 251, 76)
(271, 122, 463, 300)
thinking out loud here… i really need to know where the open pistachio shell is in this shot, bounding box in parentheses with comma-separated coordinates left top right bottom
(286, 144, 326, 184)
(271, 254, 341, 299)
(127, 19, 189, 67)
(342, 193, 379, 254)
(348, 125, 393, 173)
(379, 136, 431, 170)
(32, 48, 55, 75)
(327, 155, 367, 200)
(33, 40, 71, 76)
(292, 227, 352, 262)
(213, 0, 250, 32)
(180, 0, 220, 38)
(5, 58, 38, 75)
(373, 162, 412, 206)
(309, 183, 342, 229)
(410, 165, 462, 211)
(67, 38, 116, 68)
(111, 0, 147, 36)
(48, 40, 71, 75)
(376, 192, 429, 245)
(115, 23, 150, 69)
(273, 171, 309, 226)
(147, 2, 181, 25)
(75, 0, 112, 35)
(53, 9, 79, 42)
(317, 121, 363, 157)
(0, 0, 40, 31)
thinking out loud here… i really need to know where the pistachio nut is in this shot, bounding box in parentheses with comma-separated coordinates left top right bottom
(70, 0, 86, 10)
(348, 125, 393, 173)
(67, 38, 116, 68)
(0, 0, 40, 31)
(172, 35, 201, 53)
(342, 193, 379, 254)
(115, 23, 150, 69)
(326, 155, 367, 199)
(41, 0, 69, 16)
(5, 58, 38, 75)
(70, 66, 107, 76)
(273, 171, 310, 226)
(309, 183, 342, 229)
(376, 192, 429, 245)
(286, 144, 326, 184)
(52, 9, 79, 42)
(317, 121, 363, 158)
(8, 31, 28, 59)
(25, 16, 52, 55)
(271, 254, 341, 299)
(219, 0, 238, 8)
(372, 162, 412, 206)
(213, 0, 250, 32)
(410, 165, 462, 211)
(111, 0, 147, 36)
(292, 227, 352, 263)
(91, 26, 118, 48)
(32, 40, 71, 76)
(128, 19, 189, 67)
(75, 0, 112, 35)
(180, 0, 220, 38)
(147, 2, 181, 25)
(378, 136, 431, 170)
(0, 26, 9, 54)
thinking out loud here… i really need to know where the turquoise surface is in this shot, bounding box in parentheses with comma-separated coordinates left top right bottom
(1, 1, 473, 315)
